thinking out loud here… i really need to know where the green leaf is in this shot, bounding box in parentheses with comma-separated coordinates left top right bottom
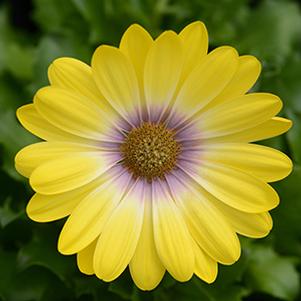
(33, 0, 84, 35)
(0, 7, 35, 80)
(17, 224, 76, 282)
(0, 198, 23, 228)
(286, 111, 301, 164)
(108, 270, 137, 300)
(0, 250, 17, 298)
(5, 43, 35, 80)
(272, 165, 301, 256)
(1, 265, 70, 301)
(268, 54, 301, 113)
(161, 273, 176, 289)
(30, 35, 92, 92)
(0, 109, 37, 179)
(71, 0, 108, 43)
(71, 0, 156, 45)
(0, 8, 10, 74)
(154, 252, 249, 301)
(237, 0, 301, 68)
(169, 0, 249, 45)
(245, 245, 300, 301)
(158, 276, 248, 301)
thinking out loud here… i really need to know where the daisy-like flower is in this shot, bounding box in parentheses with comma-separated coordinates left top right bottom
(15, 21, 292, 290)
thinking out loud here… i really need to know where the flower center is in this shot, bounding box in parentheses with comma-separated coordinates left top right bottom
(120, 122, 181, 181)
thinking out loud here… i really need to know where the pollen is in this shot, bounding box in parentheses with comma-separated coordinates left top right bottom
(120, 123, 181, 181)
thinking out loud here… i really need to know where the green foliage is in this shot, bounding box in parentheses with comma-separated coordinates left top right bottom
(245, 245, 299, 301)
(0, 0, 300, 300)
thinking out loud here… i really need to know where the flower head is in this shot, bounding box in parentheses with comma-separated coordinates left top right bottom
(15, 21, 292, 290)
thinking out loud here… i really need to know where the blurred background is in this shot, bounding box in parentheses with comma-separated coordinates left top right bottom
(0, 0, 301, 300)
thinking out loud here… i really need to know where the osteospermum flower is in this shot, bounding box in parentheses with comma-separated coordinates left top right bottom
(15, 21, 292, 290)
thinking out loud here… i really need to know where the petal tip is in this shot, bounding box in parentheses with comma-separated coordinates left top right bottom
(286, 118, 293, 131)
(91, 45, 122, 69)
(155, 30, 178, 42)
(212, 45, 239, 58)
(25, 202, 41, 223)
(181, 20, 207, 32)
(77, 254, 95, 276)
(34, 86, 53, 102)
(16, 104, 31, 123)
(201, 270, 218, 284)
(125, 23, 148, 33)
(57, 234, 74, 255)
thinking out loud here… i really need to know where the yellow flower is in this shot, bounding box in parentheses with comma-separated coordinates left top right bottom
(15, 21, 292, 290)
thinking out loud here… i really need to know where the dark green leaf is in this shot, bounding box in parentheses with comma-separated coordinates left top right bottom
(17, 225, 76, 282)
(245, 245, 300, 301)
(236, 0, 301, 67)
(0, 198, 23, 228)
(109, 270, 137, 300)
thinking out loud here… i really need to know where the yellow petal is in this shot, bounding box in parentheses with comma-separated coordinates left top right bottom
(58, 172, 129, 255)
(77, 239, 97, 275)
(167, 174, 240, 265)
(94, 181, 145, 282)
(197, 93, 282, 138)
(200, 143, 292, 182)
(174, 46, 238, 118)
(34, 87, 116, 141)
(16, 104, 94, 144)
(206, 55, 261, 110)
(211, 198, 273, 238)
(92, 45, 141, 121)
(30, 153, 111, 194)
(144, 31, 183, 117)
(15, 142, 103, 178)
(191, 162, 279, 213)
(193, 241, 217, 283)
(129, 188, 165, 291)
(152, 181, 194, 281)
(48, 57, 112, 113)
(204, 117, 292, 143)
(119, 24, 153, 94)
(179, 21, 208, 81)
(26, 174, 108, 222)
